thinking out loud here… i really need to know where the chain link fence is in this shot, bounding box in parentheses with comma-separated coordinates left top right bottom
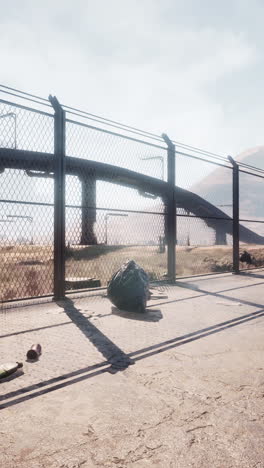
(0, 95, 54, 302)
(239, 168, 264, 271)
(1, 86, 264, 304)
(175, 153, 234, 276)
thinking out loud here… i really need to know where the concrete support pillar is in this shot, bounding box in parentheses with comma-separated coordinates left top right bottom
(215, 228, 227, 245)
(79, 174, 97, 245)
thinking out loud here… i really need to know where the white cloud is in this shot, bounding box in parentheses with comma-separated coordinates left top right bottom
(0, 0, 262, 158)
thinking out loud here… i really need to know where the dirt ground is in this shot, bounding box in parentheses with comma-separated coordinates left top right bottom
(1, 243, 264, 301)
(1, 271, 264, 467)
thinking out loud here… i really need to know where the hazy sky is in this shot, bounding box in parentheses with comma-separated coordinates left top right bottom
(1, 0, 263, 159)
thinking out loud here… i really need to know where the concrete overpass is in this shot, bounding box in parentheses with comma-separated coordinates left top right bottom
(0, 148, 263, 245)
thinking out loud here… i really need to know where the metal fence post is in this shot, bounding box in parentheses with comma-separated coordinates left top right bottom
(228, 156, 240, 274)
(49, 95, 66, 299)
(162, 133, 176, 282)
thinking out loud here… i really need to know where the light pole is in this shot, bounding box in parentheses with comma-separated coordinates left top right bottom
(0, 112, 17, 149)
(7, 215, 33, 244)
(186, 210, 190, 246)
(0, 219, 15, 225)
(140, 156, 164, 180)
(105, 213, 128, 245)
(0, 219, 15, 242)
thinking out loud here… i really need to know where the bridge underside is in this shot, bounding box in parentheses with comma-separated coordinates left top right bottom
(0, 148, 263, 246)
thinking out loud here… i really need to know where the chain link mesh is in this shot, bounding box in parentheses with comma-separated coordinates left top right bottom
(65, 116, 167, 291)
(66, 119, 167, 180)
(239, 171, 264, 221)
(0, 99, 54, 302)
(65, 208, 166, 289)
(175, 151, 234, 277)
(2, 90, 264, 303)
(0, 101, 53, 153)
(238, 171, 264, 271)
(176, 214, 233, 276)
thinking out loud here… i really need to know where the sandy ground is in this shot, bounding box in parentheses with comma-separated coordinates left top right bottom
(1, 271, 264, 467)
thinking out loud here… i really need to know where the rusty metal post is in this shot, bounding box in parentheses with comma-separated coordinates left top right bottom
(162, 133, 176, 282)
(49, 95, 66, 299)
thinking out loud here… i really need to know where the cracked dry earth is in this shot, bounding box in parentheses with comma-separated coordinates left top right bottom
(1, 273, 264, 467)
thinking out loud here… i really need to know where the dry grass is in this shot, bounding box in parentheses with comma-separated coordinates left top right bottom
(65, 245, 167, 284)
(0, 245, 53, 301)
(1, 243, 264, 302)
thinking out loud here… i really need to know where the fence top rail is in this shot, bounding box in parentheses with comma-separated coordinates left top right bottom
(238, 161, 264, 175)
(176, 149, 232, 169)
(65, 107, 232, 165)
(0, 84, 49, 102)
(173, 140, 228, 164)
(0, 84, 233, 165)
(0, 98, 53, 118)
(239, 168, 264, 179)
(0, 88, 51, 110)
(66, 117, 167, 150)
(64, 108, 164, 144)
(2, 84, 264, 176)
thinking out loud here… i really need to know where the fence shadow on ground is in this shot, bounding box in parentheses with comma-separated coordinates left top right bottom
(1, 294, 264, 409)
(239, 271, 264, 280)
(151, 279, 264, 308)
(57, 298, 133, 372)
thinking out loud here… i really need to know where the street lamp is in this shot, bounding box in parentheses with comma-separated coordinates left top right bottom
(0, 219, 15, 242)
(186, 210, 190, 246)
(104, 213, 128, 245)
(0, 112, 17, 149)
(7, 215, 34, 244)
(140, 156, 164, 181)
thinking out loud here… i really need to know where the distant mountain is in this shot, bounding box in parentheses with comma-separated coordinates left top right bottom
(193, 146, 264, 221)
